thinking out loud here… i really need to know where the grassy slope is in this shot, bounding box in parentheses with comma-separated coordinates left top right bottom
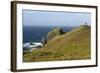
(23, 25, 91, 62)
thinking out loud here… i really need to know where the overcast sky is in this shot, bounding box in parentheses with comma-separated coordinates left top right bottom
(23, 10, 91, 27)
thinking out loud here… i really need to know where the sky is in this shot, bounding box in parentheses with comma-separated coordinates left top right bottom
(23, 10, 91, 27)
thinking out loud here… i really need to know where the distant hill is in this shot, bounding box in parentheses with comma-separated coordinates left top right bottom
(23, 25, 91, 62)
(41, 28, 64, 45)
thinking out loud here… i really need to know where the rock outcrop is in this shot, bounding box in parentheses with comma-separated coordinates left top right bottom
(41, 28, 64, 46)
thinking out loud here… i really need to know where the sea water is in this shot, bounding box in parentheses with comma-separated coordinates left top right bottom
(23, 26, 75, 43)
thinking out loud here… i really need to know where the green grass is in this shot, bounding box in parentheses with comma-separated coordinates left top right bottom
(23, 25, 91, 62)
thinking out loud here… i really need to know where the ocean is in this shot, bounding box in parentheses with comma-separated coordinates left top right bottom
(23, 26, 75, 43)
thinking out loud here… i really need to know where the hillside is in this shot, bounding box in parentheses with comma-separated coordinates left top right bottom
(23, 25, 91, 62)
